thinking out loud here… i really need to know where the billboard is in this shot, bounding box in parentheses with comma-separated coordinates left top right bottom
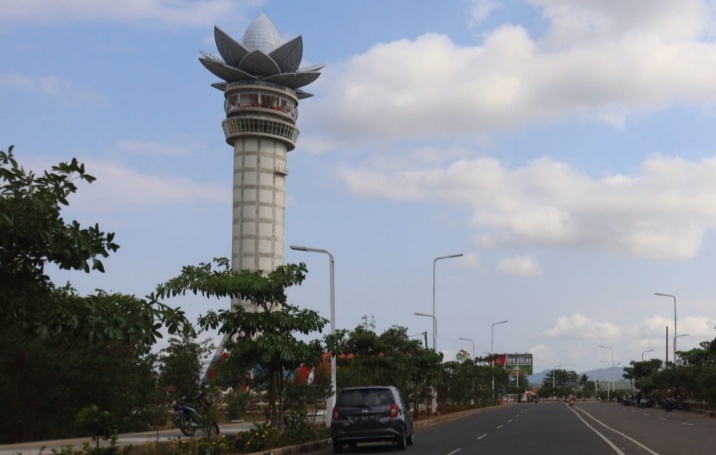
(494, 353, 533, 376)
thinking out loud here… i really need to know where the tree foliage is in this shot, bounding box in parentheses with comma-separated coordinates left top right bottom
(622, 339, 716, 405)
(153, 258, 329, 434)
(540, 368, 579, 398)
(157, 332, 214, 399)
(0, 146, 192, 443)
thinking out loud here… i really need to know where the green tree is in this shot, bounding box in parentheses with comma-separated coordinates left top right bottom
(0, 146, 192, 443)
(623, 358, 663, 395)
(541, 369, 579, 398)
(75, 405, 117, 448)
(153, 258, 329, 434)
(329, 322, 446, 416)
(157, 332, 214, 399)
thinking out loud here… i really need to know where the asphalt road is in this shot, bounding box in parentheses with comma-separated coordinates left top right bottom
(315, 400, 716, 454)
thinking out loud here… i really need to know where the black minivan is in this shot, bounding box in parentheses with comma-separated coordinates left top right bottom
(330, 385, 414, 452)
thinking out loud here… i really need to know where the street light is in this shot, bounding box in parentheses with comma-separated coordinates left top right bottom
(599, 360, 610, 400)
(290, 245, 336, 425)
(459, 337, 475, 359)
(677, 333, 690, 338)
(655, 293, 677, 362)
(414, 312, 436, 326)
(459, 337, 476, 393)
(599, 345, 614, 401)
(491, 320, 508, 395)
(641, 349, 654, 361)
(433, 254, 462, 351)
(414, 311, 438, 413)
(491, 320, 508, 361)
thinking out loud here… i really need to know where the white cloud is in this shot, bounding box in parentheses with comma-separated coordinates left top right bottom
(0, 73, 104, 104)
(531, 0, 714, 44)
(467, 0, 502, 30)
(306, 1, 716, 147)
(0, 0, 256, 26)
(69, 158, 230, 212)
(341, 153, 716, 260)
(545, 313, 621, 339)
(496, 254, 543, 276)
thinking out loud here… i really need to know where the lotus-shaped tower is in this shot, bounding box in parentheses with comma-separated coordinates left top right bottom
(200, 13, 323, 151)
(200, 13, 322, 276)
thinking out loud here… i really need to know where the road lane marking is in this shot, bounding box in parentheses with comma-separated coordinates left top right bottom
(476, 434, 487, 440)
(508, 419, 513, 423)
(572, 407, 663, 455)
(496, 425, 503, 429)
(659, 417, 667, 421)
(446, 449, 462, 455)
(681, 422, 693, 426)
(568, 409, 628, 455)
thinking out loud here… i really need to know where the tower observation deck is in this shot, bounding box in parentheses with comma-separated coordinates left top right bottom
(199, 14, 322, 291)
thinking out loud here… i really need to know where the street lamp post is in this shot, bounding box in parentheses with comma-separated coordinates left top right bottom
(290, 245, 336, 425)
(414, 311, 438, 413)
(459, 337, 475, 360)
(459, 337, 476, 397)
(599, 345, 615, 400)
(491, 320, 508, 362)
(655, 293, 677, 363)
(552, 364, 561, 399)
(677, 333, 690, 339)
(641, 349, 654, 361)
(599, 360, 610, 400)
(414, 312, 437, 342)
(432, 254, 463, 352)
(491, 320, 508, 396)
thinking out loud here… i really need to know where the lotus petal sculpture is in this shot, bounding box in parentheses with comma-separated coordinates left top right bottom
(200, 13, 322, 99)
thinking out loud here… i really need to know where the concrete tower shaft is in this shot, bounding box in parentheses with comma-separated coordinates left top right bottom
(222, 81, 299, 273)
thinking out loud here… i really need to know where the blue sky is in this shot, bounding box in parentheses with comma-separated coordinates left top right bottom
(4, 0, 716, 375)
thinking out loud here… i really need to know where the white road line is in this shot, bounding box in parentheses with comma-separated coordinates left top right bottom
(476, 434, 487, 440)
(446, 449, 462, 455)
(508, 419, 513, 423)
(572, 407, 663, 455)
(659, 417, 667, 421)
(681, 422, 694, 426)
(642, 413, 650, 416)
(496, 425, 503, 429)
(568, 409, 628, 455)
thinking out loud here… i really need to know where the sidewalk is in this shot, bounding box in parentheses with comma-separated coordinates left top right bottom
(0, 422, 256, 455)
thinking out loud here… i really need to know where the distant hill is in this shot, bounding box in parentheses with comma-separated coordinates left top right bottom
(528, 366, 631, 390)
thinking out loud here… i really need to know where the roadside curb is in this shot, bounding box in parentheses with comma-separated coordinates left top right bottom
(247, 439, 331, 455)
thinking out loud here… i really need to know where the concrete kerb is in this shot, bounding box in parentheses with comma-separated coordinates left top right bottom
(243, 404, 512, 455)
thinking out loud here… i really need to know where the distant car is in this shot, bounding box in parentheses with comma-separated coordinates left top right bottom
(330, 385, 415, 452)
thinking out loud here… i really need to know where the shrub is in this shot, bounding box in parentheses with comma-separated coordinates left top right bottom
(75, 406, 117, 448)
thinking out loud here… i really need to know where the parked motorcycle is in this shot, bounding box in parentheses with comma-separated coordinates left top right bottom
(173, 392, 220, 436)
(661, 396, 690, 413)
(661, 398, 675, 412)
